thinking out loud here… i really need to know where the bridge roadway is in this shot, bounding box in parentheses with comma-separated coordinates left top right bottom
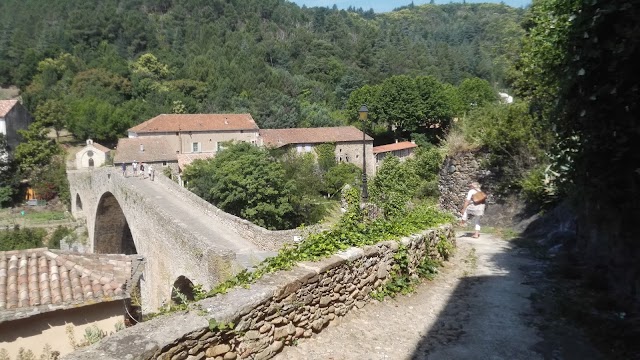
(122, 174, 274, 269)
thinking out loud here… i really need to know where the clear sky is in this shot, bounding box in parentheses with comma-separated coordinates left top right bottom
(291, 0, 531, 12)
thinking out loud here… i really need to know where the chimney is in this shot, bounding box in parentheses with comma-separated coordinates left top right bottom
(395, 139, 399, 143)
(140, 144, 144, 152)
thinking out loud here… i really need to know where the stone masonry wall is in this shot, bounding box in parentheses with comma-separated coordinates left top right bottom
(64, 225, 454, 360)
(68, 169, 239, 311)
(439, 151, 490, 214)
(155, 173, 316, 252)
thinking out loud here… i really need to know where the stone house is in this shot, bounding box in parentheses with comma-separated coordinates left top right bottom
(113, 137, 178, 173)
(373, 141, 418, 170)
(0, 248, 140, 359)
(75, 139, 111, 169)
(0, 100, 33, 151)
(127, 113, 260, 155)
(259, 126, 375, 176)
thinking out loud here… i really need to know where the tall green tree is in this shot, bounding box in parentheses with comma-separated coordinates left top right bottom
(14, 122, 61, 172)
(370, 156, 419, 218)
(457, 77, 497, 112)
(183, 142, 297, 230)
(35, 99, 68, 141)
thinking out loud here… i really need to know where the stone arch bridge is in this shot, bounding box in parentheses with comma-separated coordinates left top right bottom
(67, 167, 299, 311)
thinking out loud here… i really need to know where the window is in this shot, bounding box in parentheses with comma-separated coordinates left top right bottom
(162, 161, 168, 167)
(192, 142, 200, 153)
(217, 142, 227, 152)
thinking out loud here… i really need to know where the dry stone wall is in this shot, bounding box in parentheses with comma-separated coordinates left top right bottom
(64, 225, 454, 360)
(438, 151, 491, 214)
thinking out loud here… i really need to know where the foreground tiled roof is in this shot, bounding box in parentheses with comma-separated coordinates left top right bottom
(0, 100, 18, 117)
(0, 248, 136, 323)
(177, 153, 215, 170)
(129, 114, 259, 133)
(260, 126, 373, 148)
(113, 137, 177, 164)
(373, 141, 418, 154)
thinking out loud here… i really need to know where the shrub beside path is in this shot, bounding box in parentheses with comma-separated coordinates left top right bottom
(275, 232, 601, 360)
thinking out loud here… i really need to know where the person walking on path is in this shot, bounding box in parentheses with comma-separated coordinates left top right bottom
(121, 162, 127, 177)
(140, 163, 145, 178)
(460, 181, 486, 238)
(148, 164, 155, 181)
(132, 160, 138, 177)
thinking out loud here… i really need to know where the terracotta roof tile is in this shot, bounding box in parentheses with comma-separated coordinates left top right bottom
(129, 114, 259, 133)
(0, 100, 18, 117)
(113, 137, 177, 164)
(372, 141, 418, 154)
(91, 142, 111, 153)
(0, 248, 136, 323)
(260, 126, 373, 148)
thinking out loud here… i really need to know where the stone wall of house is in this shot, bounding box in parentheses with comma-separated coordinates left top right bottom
(154, 172, 315, 252)
(334, 141, 375, 176)
(2, 102, 33, 151)
(64, 225, 454, 360)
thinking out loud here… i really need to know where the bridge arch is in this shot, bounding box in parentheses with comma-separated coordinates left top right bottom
(94, 191, 137, 255)
(171, 276, 195, 305)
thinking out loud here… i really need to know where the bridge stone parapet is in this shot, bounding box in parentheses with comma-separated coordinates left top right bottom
(155, 173, 314, 252)
(64, 225, 454, 360)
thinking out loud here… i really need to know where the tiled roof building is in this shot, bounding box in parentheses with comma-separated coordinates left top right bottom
(113, 137, 177, 164)
(260, 126, 372, 148)
(372, 141, 418, 154)
(128, 114, 259, 134)
(373, 141, 418, 168)
(0, 100, 18, 117)
(0, 248, 135, 323)
(0, 99, 33, 150)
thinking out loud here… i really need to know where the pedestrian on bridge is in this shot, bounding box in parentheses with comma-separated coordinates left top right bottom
(132, 160, 138, 176)
(148, 165, 155, 181)
(121, 162, 127, 177)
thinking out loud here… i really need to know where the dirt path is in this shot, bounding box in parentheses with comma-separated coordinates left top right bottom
(274, 232, 601, 360)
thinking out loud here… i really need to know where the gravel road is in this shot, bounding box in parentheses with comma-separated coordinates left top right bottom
(274, 232, 601, 360)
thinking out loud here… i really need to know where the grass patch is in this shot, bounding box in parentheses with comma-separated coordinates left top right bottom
(0, 209, 74, 228)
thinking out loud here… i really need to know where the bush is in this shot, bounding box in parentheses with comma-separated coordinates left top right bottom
(462, 101, 552, 195)
(49, 225, 73, 249)
(370, 156, 419, 219)
(0, 226, 46, 251)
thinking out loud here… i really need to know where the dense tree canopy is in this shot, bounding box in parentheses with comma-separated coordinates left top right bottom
(0, 0, 524, 142)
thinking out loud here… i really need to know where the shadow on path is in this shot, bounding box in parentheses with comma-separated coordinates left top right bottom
(411, 232, 601, 360)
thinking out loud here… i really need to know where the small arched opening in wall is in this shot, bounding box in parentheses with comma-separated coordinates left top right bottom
(75, 193, 83, 212)
(171, 276, 195, 305)
(94, 192, 137, 255)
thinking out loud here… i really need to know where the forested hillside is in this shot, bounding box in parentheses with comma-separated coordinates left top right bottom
(0, 0, 524, 141)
